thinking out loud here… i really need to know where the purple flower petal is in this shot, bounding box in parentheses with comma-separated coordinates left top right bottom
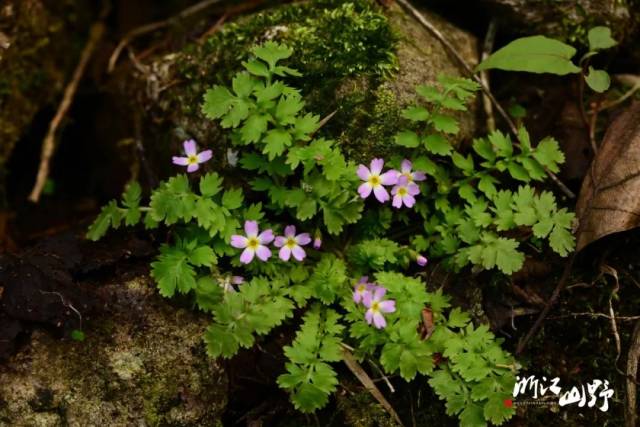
(255, 245, 271, 261)
(230, 235, 248, 248)
(358, 182, 372, 199)
(392, 195, 403, 209)
(240, 248, 255, 264)
(403, 194, 416, 208)
(357, 164, 370, 181)
(172, 156, 189, 166)
(413, 171, 427, 181)
(380, 170, 399, 186)
(183, 139, 197, 156)
(231, 276, 245, 285)
(274, 236, 286, 247)
(284, 225, 296, 237)
(279, 246, 291, 261)
(362, 291, 373, 308)
(370, 158, 384, 175)
(187, 163, 199, 173)
(359, 276, 369, 284)
(401, 159, 412, 173)
(258, 229, 274, 244)
(373, 312, 387, 329)
(373, 186, 389, 203)
(373, 287, 386, 301)
(396, 175, 410, 186)
(197, 150, 213, 163)
(313, 237, 322, 249)
(296, 233, 311, 246)
(417, 255, 428, 266)
(353, 291, 362, 304)
(244, 220, 258, 237)
(408, 182, 421, 196)
(291, 245, 306, 261)
(365, 310, 374, 325)
(379, 300, 396, 313)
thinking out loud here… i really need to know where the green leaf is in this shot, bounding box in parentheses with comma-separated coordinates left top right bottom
(402, 106, 430, 121)
(202, 85, 235, 119)
(150, 247, 197, 297)
(263, 129, 293, 160)
(431, 113, 459, 134)
(484, 393, 515, 425)
(549, 226, 575, 256)
(70, 329, 86, 342)
(452, 152, 474, 174)
(507, 162, 530, 182)
(240, 113, 269, 143)
(395, 130, 420, 148)
(488, 130, 513, 157)
(222, 188, 244, 210)
(232, 72, 256, 97)
(252, 41, 294, 69)
(476, 35, 581, 75)
(199, 173, 223, 197)
(472, 138, 496, 162)
(460, 402, 486, 427)
(585, 67, 611, 93)
(87, 200, 123, 241)
(242, 59, 270, 77)
(189, 245, 216, 267)
(588, 26, 617, 51)
(220, 99, 250, 128)
(424, 134, 452, 155)
(532, 137, 564, 172)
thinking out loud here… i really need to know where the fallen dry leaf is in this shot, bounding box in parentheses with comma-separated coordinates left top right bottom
(576, 102, 640, 251)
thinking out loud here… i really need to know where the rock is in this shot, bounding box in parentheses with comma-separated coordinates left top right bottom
(116, 0, 478, 170)
(0, 275, 228, 426)
(480, 0, 634, 45)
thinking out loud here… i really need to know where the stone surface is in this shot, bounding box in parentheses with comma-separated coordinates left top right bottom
(0, 275, 228, 426)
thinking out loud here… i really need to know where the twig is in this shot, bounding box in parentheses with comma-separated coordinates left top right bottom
(515, 252, 575, 354)
(394, 0, 575, 199)
(626, 320, 640, 427)
(107, 0, 226, 73)
(367, 358, 395, 393)
(594, 74, 640, 112)
(39, 290, 83, 329)
(341, 345, 404, 427)
(198, 12, 229, 43)
(480, 19, 497, 132)
(548, 312, 640, 321)
(28, 17, 106, 203)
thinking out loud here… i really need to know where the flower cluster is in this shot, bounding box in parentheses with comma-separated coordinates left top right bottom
(357, 159, 425, 208)
(352, 277, 396, 329)
(231, 221, 313, 264)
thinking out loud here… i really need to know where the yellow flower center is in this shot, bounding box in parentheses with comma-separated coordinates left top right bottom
(247, 237, 259, 249)
(371, 301, 380, 312)
(397, 187, 408, 196)
(357, 284, 366, 293)
(368, 175, 381, 186)
(402, 172, 413, 182)
(187, 154, 199, 165)
(285, 237, 297, 249)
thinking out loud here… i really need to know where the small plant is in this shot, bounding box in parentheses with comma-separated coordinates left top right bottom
(476, 26, 617, 93)
(88, 42, 592, 426)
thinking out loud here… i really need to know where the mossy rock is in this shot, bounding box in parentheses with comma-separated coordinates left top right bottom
(0, 276, 227, 426)
(123, 0, 478, 173)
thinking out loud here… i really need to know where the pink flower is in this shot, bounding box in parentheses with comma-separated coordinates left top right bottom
(172, 139, 213, 173)
(399, 159, 426, 183)
(363, 287, 396, 329)
(313, 235, 322, 249)
(219, 275, 244, 293)
(274, 225, 311, 261)
(230, 221, 274, 264)
(391, 175, 420, 208)
(357, 159, 398, 203)
(416, 254, 428, 266)
(353, 276, 376, 304)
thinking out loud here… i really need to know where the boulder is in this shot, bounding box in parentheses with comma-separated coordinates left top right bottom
(0, 275, 228, 426)
(115, 0, 479, 172)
